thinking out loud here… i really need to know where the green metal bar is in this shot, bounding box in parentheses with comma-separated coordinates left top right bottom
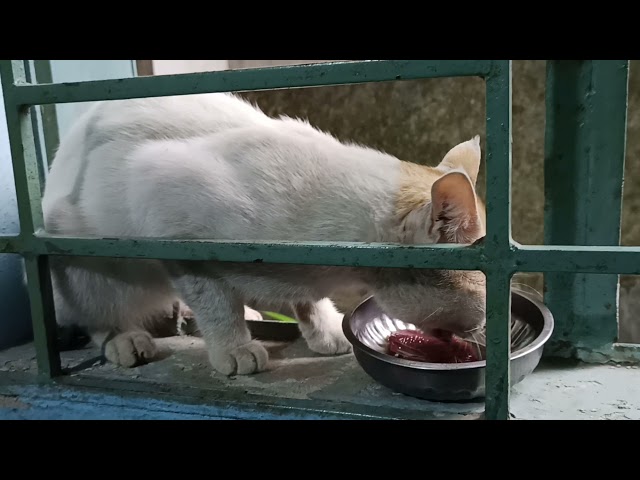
(543, 60, 629, 357)
(32, 60, 59, 166)
(483, 270, 512, 420)
(4, 235, 487, 270)
(22, 255, 61, 377)
(514, 244, 640, 274)
(484, 61, 513, 252)
(8, 60, 493, 106)
(0, 62, 46, 233)
(2, 235, 640, 274)
(0, 60, 61, 377)
(23, 61, 47, 196)
(483, 61, 513, 420)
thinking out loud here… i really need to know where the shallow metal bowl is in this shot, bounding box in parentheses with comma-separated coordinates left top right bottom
(342, 290, 554, 402)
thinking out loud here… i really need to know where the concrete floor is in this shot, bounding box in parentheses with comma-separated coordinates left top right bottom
(1, 335, 639, 420)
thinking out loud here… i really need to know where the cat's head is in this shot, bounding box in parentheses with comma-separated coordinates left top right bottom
(374, 135, 487, 338)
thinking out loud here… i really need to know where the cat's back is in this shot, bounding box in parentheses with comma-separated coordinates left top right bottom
(85, 93, 272, 145)
(43, 93, 271, 216)
(50, 92, 271, 174)
(44, 92, 400, 241)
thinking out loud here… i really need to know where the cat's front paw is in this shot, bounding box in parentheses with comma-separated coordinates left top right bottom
(299, 311, 352, 356)
(302, 324, 352, 355)
(104, 331, 157, 367)
(208, 340, 269, 376)
(298, 299, 352, 355)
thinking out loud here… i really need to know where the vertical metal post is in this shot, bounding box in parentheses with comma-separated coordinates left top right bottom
(544, 60, 629, 357)
(0, 60, 60, 377)
(24, 61, 48, 195)
(484, 61, 513, 420)
(32, 60, 59, 167)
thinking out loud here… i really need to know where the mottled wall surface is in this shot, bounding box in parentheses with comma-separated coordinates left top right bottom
(235, 60, 639, 343)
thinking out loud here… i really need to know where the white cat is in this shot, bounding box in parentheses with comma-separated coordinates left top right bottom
(42, 92, 487, 376)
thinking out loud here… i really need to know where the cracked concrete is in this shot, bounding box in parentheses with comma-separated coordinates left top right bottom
(510, 359, 640, 420)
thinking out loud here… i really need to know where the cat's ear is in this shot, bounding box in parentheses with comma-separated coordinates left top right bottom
(437, 135, 481, 185)
(429, 170, 483, 244)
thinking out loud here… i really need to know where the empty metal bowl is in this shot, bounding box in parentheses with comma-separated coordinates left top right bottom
(342, 290, 554, 402)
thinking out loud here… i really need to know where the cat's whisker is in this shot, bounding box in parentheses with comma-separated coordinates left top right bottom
(469, 331, 483, 360)
(421, 307, 444, 325)
(464, 325, 485, 334)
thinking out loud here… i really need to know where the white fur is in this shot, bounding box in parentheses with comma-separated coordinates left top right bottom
(43, 92, 486, 375)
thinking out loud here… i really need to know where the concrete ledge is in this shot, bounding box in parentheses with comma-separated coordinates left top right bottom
(1, 336, 638, 420)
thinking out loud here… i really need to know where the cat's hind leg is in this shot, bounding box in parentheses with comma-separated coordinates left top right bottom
(49, 256, 178, 368)
(292, 298, 352, 355)
(171, 274, 268, 375)
(91, 330, 157, 368)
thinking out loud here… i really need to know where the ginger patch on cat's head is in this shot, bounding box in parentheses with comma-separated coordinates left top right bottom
(396, 135, 485, 245)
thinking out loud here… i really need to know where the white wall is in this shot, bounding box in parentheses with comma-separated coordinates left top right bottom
(49, 60, 137, 138)
(151, 60, 338, 75)
(152, 60, 229, 75)
(227, 60, 336, 69)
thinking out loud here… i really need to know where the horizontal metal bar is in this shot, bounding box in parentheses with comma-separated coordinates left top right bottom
(2, 234, 485, 269)
(6, 60, 493, 107)
(2, 233, 640, 275)
(514, 244, 640, 275)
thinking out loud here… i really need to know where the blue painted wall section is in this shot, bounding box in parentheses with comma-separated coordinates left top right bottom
(0, 384, 354, 420)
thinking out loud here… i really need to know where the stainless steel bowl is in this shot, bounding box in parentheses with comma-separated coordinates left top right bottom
(342, 290, 554, 402)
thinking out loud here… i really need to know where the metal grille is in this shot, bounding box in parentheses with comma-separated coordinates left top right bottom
(1, 59, 639, 420)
